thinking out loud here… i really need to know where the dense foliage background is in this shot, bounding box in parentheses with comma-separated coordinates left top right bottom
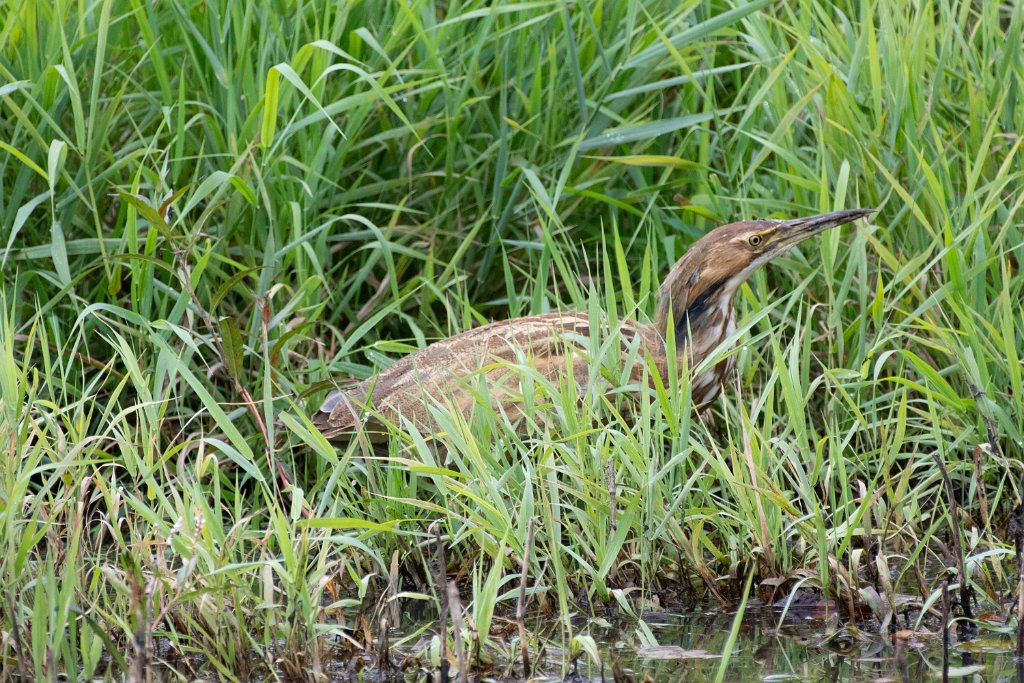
(1, 0, 1022, 679)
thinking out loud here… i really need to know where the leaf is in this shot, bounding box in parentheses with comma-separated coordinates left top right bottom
(2, 191, 50, 270)
(116, 190, 172, 238)
(298, 518, 400, 532)
(579, 109, 737, 151)
(50, 220, 71, 286)
(261, 66, 280, 149)
(227, 175, 256, 205)
(181, 171, 252, 217)
(570, 635, 601, 666)
(582, 154, 702, 169)
(47, 140, 67, 190)
(268, 62, 345, 140)
(436, 1, 557, 25)
(211, 266, 260, 310)
(606, 62, 754, 101)
(0, 80, 31, 97)
(7, 238, 123, 261)
(636, 646, 720, 660)
(150, 335, 261, 482)
(219, 317, 245, 381)
(0, 141, 48, 180)
(931, 665, 986, 678)
(625, 0, 772, 69)
(158, 184, 191, 219)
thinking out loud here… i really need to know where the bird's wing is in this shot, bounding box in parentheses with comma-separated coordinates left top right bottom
(312, 311, 666, 438)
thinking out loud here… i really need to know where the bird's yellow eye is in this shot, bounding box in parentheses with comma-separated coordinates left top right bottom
(748, 234, 763, 247)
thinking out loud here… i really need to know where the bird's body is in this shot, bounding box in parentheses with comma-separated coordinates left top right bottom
(315, 312, 667, 435)
(313, 209, 872, 438)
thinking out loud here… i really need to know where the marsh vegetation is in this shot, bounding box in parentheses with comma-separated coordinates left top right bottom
(1, 0, 1023, 680)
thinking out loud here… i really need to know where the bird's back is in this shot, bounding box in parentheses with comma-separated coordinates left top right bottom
(312, 311, 668, 438)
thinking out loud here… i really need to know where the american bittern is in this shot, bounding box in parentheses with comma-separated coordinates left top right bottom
(313, 209, 872, 438)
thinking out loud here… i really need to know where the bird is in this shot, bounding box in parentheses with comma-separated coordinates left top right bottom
(312, 208, 873, 438)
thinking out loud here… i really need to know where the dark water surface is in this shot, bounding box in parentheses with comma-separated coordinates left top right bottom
(157, 603, 1021, 681)
(376, 605, 1021, 682)
(555, 606, 1019, 682)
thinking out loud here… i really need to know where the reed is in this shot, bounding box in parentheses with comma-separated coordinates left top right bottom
(1, 0, 1021, 678)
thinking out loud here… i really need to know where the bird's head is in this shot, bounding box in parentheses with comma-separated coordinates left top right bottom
(655, 208, 874, 347)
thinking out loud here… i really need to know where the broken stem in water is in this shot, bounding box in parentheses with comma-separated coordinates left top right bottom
(447, 581, 467, 683)
(429, 522, 450, 683)
(517, 517, 536, 676)
(931, 451, 976, 638)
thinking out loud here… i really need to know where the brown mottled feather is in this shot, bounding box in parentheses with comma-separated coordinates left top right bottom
(312, 312, 667, 438)
(313, 209, 873, 438)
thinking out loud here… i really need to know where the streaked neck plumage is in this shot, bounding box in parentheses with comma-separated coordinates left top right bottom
(653, 251, 742, 406)
(649, 208, 874, 406)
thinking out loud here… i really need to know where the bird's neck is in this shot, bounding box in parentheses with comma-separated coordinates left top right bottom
(654, 278, 738, 370)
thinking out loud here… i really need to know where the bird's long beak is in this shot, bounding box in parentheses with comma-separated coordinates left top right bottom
(774, 208, 875, 246)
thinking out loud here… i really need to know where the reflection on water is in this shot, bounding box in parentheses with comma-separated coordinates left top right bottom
(555, 605, 1019, 682)
(158, 601, 1021, 681)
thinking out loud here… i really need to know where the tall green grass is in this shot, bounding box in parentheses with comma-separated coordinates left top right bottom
(1, 0, 1022, 679)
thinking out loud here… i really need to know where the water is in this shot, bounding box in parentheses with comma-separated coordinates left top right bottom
(569, 606, 1018, 682)
(384, 604, 1021, 682)
(156, 601, 1023, 681)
